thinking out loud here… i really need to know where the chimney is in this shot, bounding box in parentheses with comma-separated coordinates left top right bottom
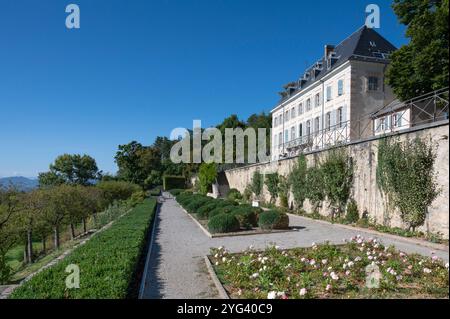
(324, 45, 335, 59)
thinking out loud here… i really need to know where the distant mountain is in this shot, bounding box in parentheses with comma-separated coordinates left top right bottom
(0, 176, 39, 192)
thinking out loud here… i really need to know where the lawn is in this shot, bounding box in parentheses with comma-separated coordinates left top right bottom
(210, 235, 449, 299)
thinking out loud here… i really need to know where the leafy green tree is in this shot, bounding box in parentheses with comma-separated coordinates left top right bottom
(264, 173, 280, 204)
(289, 155, 308, 208)
(39, 154, 100, 186)
(386, 0, 449, 100)
(278, 175, 290, 208)
(198, 163, 218, 195)
(115, 141, 161, 187)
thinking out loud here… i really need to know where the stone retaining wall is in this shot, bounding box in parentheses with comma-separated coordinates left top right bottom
(225, 121, 449, 238)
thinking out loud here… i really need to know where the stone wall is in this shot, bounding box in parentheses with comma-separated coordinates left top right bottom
(224, 121, 449, 238)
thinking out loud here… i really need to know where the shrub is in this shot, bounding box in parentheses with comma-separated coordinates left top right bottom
(250, 171, 263, 199)
(345, 199, 359, 224)
(258, 210, 289, 230)
(289, 155, 308, 208)
(197, 202, 219, 220)
(278, 176, 290, 208)
(227, 188, 242, 201)
(10, 199, 157, 299)
(168, 189, 183, 196)
(163, 175, 186, 191)
(229, 207, 258, 229)
(149, 187, 162, 196)
(198, 163, 218, 195)
(264, 173, 279, 204)
(185, 197, 212, 214)
(126, 190, 147, 208)
(208, 214, 241, 234)
(97, 181, 141, 204)
(208, 205, 236, 219)
(243, 185, 252, 203)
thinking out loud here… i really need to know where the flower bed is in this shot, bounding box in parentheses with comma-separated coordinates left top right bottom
(175, 192, 290, 235)
(209, 236, 449, 299)
(9, 199, 157, 299)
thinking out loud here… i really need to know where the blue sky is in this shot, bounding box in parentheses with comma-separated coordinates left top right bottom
(0, 0, 408, 177)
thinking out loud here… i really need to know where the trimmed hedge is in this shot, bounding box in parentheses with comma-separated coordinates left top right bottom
(229, 206, 258, 229)
(163, 175, 186, 191)
(10, 199, 157, 299)
(258, 210, 290, 230)
(208, 214, 241, 234)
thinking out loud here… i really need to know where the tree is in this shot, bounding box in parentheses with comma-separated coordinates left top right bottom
(115, 141, 161, 187)
(153, 136, 176, 161)
(0, 188, 21, 283)
(250, 171, 263, 200)
(289, 155, 308, 208)
(305, 165, 325, 213)
(321, 150, 353, 220)
(39, 154, 100, 186)
(386, 0, 449, 100)
(264, 173, 279, 204)
(198, 163, 218, 195)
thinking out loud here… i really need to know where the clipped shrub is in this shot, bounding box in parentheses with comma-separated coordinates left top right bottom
(163, 175, 186, 191)
(208, 213, 241, 234)
(345, 199, 359, 224)
(185, 197, 212, 214)
(227, 188, 242, 201)
(168, 189, 183, 196)
(208, 205, 236, 219)
(229, 207, 258, 229)
(258, 210, 290, 230)
(197, 202, 219, 220)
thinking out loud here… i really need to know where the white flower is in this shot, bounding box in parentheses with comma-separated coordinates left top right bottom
(276, 291, 286, 298)
(368, 255, 374, 260)
(215, 262, 219, 266)
(327, 266, 333, 271)
(423, 268, 432, 274)
(300, 257, 306, 262)
(310, 259, 316, 266)
(445, 263, 449, 269)
(214, 254, 218, 258)
(347, 261, 354, 267)
(322, 259, 328, 265)
(345, 270, 351, 276)
(354, 257, 362, 262)
(330, 272, 339, 280)
(326, 284, 332, 291)
(263, 266, 267, 271)
(299, 288, 307, 296)
(222, 257, 227, 262)
(267, 291, 277, 299)
(251, 272, 260, 279)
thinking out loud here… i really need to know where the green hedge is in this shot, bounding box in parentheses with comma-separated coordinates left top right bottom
(208, 214, 241, 234)
(10, 199, 157, 299)
(258, 210, 290, 230)
(163, 176, 186, 191)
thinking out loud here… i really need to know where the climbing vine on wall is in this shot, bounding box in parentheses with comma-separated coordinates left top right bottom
(376, 137, 440, 231)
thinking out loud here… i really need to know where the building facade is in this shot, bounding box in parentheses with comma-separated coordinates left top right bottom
(271, 26, 397, 161)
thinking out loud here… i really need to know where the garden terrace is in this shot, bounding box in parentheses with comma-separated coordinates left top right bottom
(174, 192, 292, 236)
(9, 199, 157, 299)
(209, 236, 449, 299)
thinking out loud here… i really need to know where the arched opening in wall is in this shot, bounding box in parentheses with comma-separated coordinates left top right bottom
(217, 171, 231, 198)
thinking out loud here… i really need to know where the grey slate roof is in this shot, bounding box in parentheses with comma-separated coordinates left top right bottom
(277, 26, 397, 105)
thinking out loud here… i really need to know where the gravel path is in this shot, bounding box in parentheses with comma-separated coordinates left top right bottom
(141, 193, 449, 299)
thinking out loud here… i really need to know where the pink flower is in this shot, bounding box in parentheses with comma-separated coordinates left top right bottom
(299, 288, 307, 296)
(326, 284, 332, 291)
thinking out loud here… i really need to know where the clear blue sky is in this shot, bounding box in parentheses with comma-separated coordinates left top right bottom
(0, 0, 408, 177)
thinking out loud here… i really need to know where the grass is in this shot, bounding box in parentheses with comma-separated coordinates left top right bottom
(209, 236, 449, 299)
(9, 198, 156, 299)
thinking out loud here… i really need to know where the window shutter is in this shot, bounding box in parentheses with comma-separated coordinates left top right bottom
(331, 110, 336, 128)
(398, 113, 402, 127)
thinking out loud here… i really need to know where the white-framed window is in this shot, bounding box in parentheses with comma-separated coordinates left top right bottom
(338, 79, 344, 96)
(291, 107, 296, 119)
(278, 132, 282, 146)
(379, 117, 386, 131)
(326, 86, 332, 101)
(314, 116, 320, 133)
(284, 130, 289, 143)
(274, 117, 278, 127)
(291, 126, 296, 141)
(306, 120, 311, 136)
(391, 113, 398, 128)
(279, 114, 282, 124)
(315, 93, 320, 108)
(326, 112, 331, 131)
(337, 107, 343, 128)
(306, 98, 311, 111)
(368, 76, 379, 91)
(298, 103, 304, 115)
(285, 110, 289, 122)
(299, 123, 303, 137)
